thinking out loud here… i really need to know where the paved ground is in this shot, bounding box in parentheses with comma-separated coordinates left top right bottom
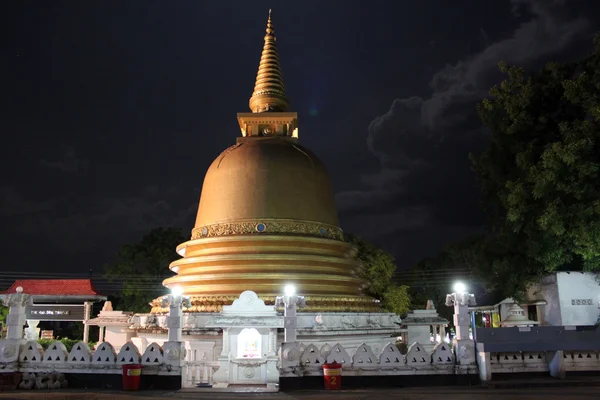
(1, 386, 600, 400)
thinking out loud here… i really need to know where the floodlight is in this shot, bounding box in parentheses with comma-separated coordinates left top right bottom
(453, 282, 467, 294)
(171, 286, 183, 297)
(284, 284, 296, 297)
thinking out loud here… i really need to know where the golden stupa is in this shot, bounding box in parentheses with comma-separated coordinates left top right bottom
(155, 11, 376, 313)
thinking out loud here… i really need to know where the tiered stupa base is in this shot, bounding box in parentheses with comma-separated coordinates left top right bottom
(160, 229, 374, 311)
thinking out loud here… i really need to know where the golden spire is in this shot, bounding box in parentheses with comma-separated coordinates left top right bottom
(248, 9, 289, 113)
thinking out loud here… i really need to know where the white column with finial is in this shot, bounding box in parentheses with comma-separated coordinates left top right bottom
(167, 296, 184, 342)
(0, 286, 31, 364)
(2, 286, 31, 340)
(161, 287, 189, 382)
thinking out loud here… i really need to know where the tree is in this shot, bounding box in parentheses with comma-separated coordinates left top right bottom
(344, 233, 411, 315)
(471, 35, 600, 298)
(104, 227, 187, 313)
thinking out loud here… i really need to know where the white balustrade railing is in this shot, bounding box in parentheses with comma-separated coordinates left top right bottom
(0, 339, 177, 375)
(280, 341, 461, 376)
(563, 351, 600, 372)
(487, 350, 600, 375)
(183, 360, 218, 387)
(181, 345, 218, 388)
(283, 340, 600, 380)
(5, 338, 600, 384)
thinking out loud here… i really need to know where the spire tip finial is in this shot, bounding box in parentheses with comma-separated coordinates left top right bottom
(248, 9, 289, 113)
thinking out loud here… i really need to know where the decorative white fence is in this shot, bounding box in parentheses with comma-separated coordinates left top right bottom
(488, 351, 549, 374)
(489, 350, 600, 374)
(4, 338, 600, 387)
(183, 360, 218, 387)
(0, 339, 178, 376)
(280, 341, 472, 377)
(475, 326, 600, 381)
(563, 351, 600, 372)
(282, 340, 600, 382)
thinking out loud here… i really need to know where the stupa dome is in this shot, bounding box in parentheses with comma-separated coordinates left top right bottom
(195, 137, 339, 229)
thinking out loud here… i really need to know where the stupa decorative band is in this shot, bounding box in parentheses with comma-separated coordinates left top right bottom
(191, 219, 344, 241)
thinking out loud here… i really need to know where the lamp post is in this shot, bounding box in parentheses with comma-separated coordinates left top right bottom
(444, 282, 478, 365)
(276, 284, 305, 343)
(445, 282, 476, 341)
(162, 286, 190, 342)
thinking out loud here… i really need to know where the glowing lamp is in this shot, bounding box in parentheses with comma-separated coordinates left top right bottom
(171, 286, 183, 297)
(453, 282, 467, 294)
(284, 284, 296, 297)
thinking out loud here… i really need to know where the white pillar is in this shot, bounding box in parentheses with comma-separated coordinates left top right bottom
(268, 328, 276, 356)
(446, 292, 473, 340)
(477, 350, 492, 381)
(83, 301, 92, 343)
(547, 350, 565, 379)
(161, 291, 189, 384)
(167, 295, 184, 342)
(1, 286, 30, 340)
(280, 291, 305, 344)
(446, 289, 476, 365)
(98, 326, 105, 343)
(283, 294, 297, 343)
(455, 304, 469, 339)
(221, 328, 230, 356)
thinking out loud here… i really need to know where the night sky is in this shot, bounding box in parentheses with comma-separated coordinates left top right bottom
(2, 1, 600, 285)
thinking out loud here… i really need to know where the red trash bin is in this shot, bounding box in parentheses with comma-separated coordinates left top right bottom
(322, 362, 342, 390)
(122, 364, 142, 391)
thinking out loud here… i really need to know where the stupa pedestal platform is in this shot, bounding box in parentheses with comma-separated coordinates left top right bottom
(129, 292, 402, 384)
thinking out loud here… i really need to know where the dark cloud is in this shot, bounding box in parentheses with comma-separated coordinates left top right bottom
(39, 146, 89, 174)
(0, 183, 197, 268)
(337, 0, 596, 267)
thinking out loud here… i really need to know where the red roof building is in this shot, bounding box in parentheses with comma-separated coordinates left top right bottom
(0, 279, 105, 299)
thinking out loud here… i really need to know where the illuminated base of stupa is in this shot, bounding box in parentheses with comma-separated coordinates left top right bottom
(130, 308, 402, 361)
(155, 228, 378, 313)
(130, 290, 401, 387)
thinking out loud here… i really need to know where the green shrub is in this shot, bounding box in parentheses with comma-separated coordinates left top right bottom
(37, 338, 54, 350)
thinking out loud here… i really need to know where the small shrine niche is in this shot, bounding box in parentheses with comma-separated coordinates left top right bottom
(206, 290, 282, 388)
(237, 328, 262, 359)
